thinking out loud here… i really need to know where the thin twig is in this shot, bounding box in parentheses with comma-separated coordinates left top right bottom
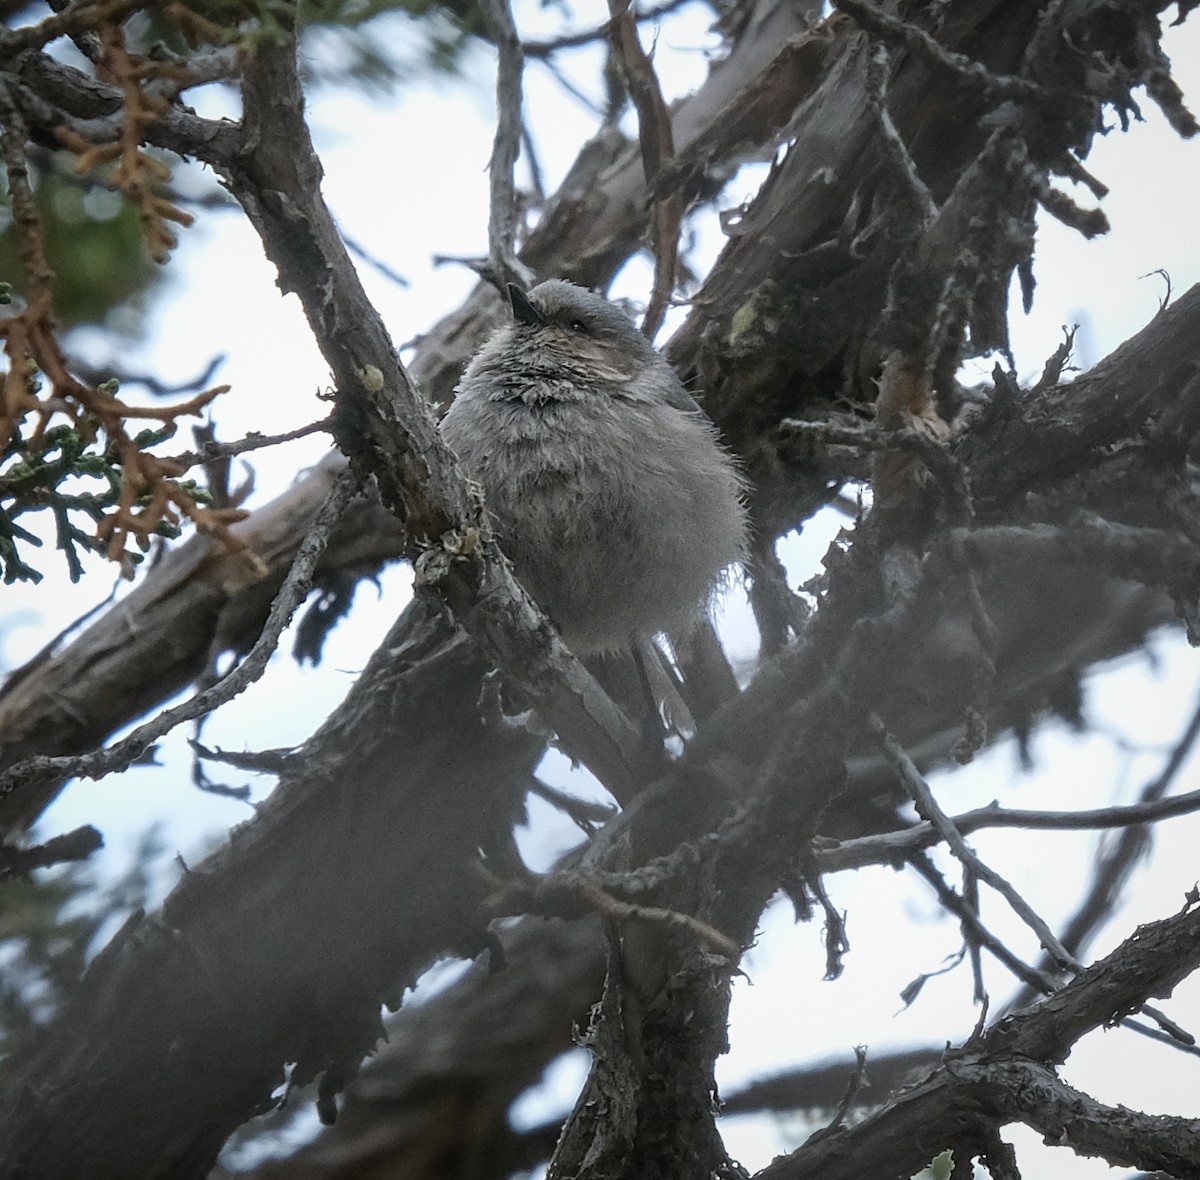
(1052, 151, 1109, 200)
(804, 862, 850, 980)
(908, 853, 1061, 995)
(164, 414, 335, 470)
(606, 0, 681, 338)
(522, 0, 693, 58)
(890, 732, 1196, 1047)
(865, 43, 936, 225)
(805, 1046, 869, 1142)
(488, 872, 743, 961)
(1009, 688, 1200, 1012)
(577, 881, 742, 961)
(1021, 162, 1109, 238)
(872, 713, 1076, 971)
(1061, 691, 1200, 949)
(482, 0, 533, 290)
(342, 231, 411, 289)
(1032, 325, 1077, 393)
(528, 777, 618, 828)
(70, 354, 227, 399)
(0, 468, 361, 802)
(962, 865, 987, 1004)
(532, 54, 607, 115)
(520, 123, 546, 206)
(832, 0, 1045, 102)
(898, 943, 968, 1010)
(814, 784, 1200, 873)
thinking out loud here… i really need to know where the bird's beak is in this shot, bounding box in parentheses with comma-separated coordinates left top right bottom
(507, 283, 547, 328)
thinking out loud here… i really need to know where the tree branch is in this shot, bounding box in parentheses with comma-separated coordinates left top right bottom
(0, 468, 359, 803)
(227, 24, 651, 803)
(1, 7, 1197, 1177)
(754, 897, 1200, 1179)
(0, 823, 102, 881)
(481, 0, 531, 288)
(0, 0, 816, 837)
(606, 0, 681, 338)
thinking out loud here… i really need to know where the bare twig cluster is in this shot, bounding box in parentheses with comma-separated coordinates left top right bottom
(0, 1, 1198, 1178)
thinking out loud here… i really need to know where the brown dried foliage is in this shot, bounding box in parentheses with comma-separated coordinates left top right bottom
(0, 5, 257, 575)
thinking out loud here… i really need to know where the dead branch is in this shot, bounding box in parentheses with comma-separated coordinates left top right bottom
(871, 712, 1076, 970)
(0, 468, 358, 803)
(606, 0, 681, 338)
(1006, 688, 1200, 1010)
(0, 0, 815, 837)
(225, 22, 650, 803)
(754, 896, 1200, 1180)
(164, 414, 336, 471)
(832, 0, 1043, 102)
(523, 0, 693, 59)
(0, 7, 1196, 1176)
(481, 0, 531, 289)
(814, 776, 1200, 874)
(0, 823, 102, 881)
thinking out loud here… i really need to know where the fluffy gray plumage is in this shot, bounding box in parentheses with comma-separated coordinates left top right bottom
(440, 279, 747, 656)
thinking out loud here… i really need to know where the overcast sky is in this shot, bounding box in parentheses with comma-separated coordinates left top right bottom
(6, 4, 1200, 1175)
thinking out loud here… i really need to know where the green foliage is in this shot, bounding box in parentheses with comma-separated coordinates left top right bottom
(0, 167, 164, 331)
(0, 412, 208, 585)
(0, 827, 163, 1060)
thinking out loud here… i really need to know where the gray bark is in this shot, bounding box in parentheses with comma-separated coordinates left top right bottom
(0, 1, 1196, 1177)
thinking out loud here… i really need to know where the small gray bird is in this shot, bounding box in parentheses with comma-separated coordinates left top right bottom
(441, 279, 747, 659)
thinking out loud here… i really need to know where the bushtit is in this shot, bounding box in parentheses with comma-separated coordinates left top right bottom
(441, 279, 747, 658)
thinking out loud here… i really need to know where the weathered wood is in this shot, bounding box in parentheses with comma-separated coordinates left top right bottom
(0, 0, 1195, 1175)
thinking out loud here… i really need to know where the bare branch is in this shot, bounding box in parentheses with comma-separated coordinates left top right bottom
(873, 712, 1082, 972)
(606, 0, 681, 338)
(832, 0, 1044, 102)
(865, 43, 936, 226)
(489, 874, 743, 961)
(805, 1045, 869, 1141)
(523, 0, 693, 59)
(342, 231, 411, 289)
(755, 896, 1200, 1179)
(0, 0, 147, 55)
(0, 468, 360, 803)
(908, 851, 1059, 997)
(482, 0, 532, 289)
(163, 415, 336, 471)
(816, 781, 1200, 874)
(7, 50, 240, 168)
(1008, 686, 1200, 1012)
(0, 824, 102, 881)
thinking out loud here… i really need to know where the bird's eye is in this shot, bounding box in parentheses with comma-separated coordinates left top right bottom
(568, 319, 588, 332)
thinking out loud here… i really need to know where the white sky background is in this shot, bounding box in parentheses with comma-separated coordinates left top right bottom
(4, 2, 1200, 1176)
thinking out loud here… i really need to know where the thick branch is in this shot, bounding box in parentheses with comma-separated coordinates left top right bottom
(0, 0, 817, 835)
(7, 49, 240, 166)
(227, 30, 651, 801)
(0, 7, 1196, 1177)
(754, 898, 1200, 1179)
